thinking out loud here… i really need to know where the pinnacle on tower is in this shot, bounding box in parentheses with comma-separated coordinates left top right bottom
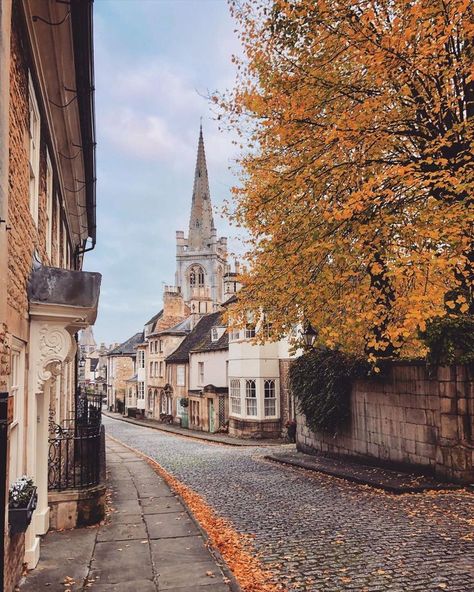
(188, 125, 215, 250)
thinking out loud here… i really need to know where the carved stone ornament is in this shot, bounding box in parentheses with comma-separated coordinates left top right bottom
(35, 324, 73, 393)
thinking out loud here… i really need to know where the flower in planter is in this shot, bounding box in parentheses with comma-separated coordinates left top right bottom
(9, 476, 36, 509)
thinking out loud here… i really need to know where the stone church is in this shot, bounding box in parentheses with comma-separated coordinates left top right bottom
(175, 126, 228, 313)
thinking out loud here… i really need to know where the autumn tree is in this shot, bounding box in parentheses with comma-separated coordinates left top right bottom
(218, 0, 473, 358)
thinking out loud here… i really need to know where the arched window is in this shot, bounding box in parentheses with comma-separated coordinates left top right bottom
(264, 380, 276, 417)
(189, 265, 205, 289)
(197, 268, 204, 287)
(245, 379, 257, 416)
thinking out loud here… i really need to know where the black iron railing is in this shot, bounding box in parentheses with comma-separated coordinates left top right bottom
(48, 391, 104, 492)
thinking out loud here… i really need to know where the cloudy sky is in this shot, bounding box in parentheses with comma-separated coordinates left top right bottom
(84, 0, 242, 346)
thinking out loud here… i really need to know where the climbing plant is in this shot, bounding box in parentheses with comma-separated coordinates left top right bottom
(289, 349, 369, 434)
(419, 315, 474, 366)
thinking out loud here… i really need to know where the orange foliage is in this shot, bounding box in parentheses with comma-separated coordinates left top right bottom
(217, 0, 473, 358)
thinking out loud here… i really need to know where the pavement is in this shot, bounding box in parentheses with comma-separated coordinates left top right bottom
(103, 414, 474, 592)
(103, 410, 286, 447)
(19, 438, 232, 592)
(266, 450, 462, 493)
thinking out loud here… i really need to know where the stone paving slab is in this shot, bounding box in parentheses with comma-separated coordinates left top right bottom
(266, 450, 463, 493)
(87, 581, 156, 592)
(17, 528, 97, 591)
(96, 521, 147, 542)
(163, 586, 230, 592)
(157, 561, 225, 589)
(90, 539, 154, 584)
(145, 512, 199, 539)
(20, 438, 232, 592)
(141, 497, 186, 515)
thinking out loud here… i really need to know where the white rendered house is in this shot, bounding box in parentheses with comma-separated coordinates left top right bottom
(227, 322, 295, 439)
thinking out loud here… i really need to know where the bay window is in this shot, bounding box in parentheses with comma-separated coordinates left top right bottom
(264, 379, 276, 416)
(230, 379, 241, 414)
(245, 379, 257, 416)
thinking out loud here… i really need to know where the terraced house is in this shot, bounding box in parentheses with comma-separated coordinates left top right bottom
(0, 1, 100, 590)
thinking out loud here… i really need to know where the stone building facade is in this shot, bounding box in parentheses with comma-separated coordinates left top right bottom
(0, 2, 99, 590)
(107, 333, 142, 414)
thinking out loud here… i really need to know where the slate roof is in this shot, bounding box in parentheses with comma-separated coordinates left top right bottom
(151, 315, 194, 337)
(107, 332, 143, 356)
(221, 294, 238, 306)
(144, 310, 164, 337)
(191, 314, 228, 354)
(166, 312, 223, 364)
(89, 358, 99, 372)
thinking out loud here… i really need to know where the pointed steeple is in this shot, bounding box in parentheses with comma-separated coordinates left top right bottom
(188, 125, 215, 250)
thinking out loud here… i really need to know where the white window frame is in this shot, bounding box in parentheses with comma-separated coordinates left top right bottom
(230, 379, 241, 415)
(176, 364, 185, 387)
(9, 339, 26, 486)
(45, 150, 53, 260)
(28, 73, 41, 227)
(264, 379, 277, 417)
(138, 382, 145, 399)
(245, 379, 257, 416)
(138, 350, 145, 369)
(245, 325, 256, 340)
(229, 329, 240, 342)
(198, 361, 204, 386)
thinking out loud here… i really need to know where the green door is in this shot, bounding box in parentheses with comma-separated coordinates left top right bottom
(208, 399, 215, 433)
(181, 407, 189, 428)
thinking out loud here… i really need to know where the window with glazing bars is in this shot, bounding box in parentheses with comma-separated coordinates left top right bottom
(264, 379, 276, 416)
(245, 379, 257, 416)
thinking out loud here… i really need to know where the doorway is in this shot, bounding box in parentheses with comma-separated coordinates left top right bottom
(208, 398, 215, 433)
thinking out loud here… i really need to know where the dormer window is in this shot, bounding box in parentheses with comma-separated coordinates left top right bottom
(211, 326, 226, 342)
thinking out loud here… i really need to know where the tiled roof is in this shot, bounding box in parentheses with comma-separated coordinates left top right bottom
(166, 312, 221, 364)
(108, 332, 143, 356)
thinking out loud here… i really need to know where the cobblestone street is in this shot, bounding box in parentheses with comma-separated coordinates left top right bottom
(104, 416, 474, 592)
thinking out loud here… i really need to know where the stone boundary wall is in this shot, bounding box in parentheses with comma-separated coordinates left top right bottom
(297, 363, 474, 483)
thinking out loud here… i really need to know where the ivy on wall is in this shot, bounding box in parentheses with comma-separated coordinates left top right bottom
(289, 349, 369, 435)
(419, 315, 474, 366)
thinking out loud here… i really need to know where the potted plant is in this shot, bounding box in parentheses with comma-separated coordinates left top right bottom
(179, 397, 189, 408)
(9, 476, 37, 535)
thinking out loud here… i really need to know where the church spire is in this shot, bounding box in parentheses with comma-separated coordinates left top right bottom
(188, 125, 215, 250)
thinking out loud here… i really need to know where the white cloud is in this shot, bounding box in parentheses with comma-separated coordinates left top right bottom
(101, 107, 192, 164)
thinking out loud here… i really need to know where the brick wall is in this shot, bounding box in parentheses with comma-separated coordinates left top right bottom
(4, 531, 25, 592)
(297, 363, 474, 483)
(7, 11, 64, 333)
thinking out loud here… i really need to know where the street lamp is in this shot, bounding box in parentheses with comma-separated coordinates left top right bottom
(302, 321, 318, 349)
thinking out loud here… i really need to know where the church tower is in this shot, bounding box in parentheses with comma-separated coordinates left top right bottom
(175, 126, 227, 312)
